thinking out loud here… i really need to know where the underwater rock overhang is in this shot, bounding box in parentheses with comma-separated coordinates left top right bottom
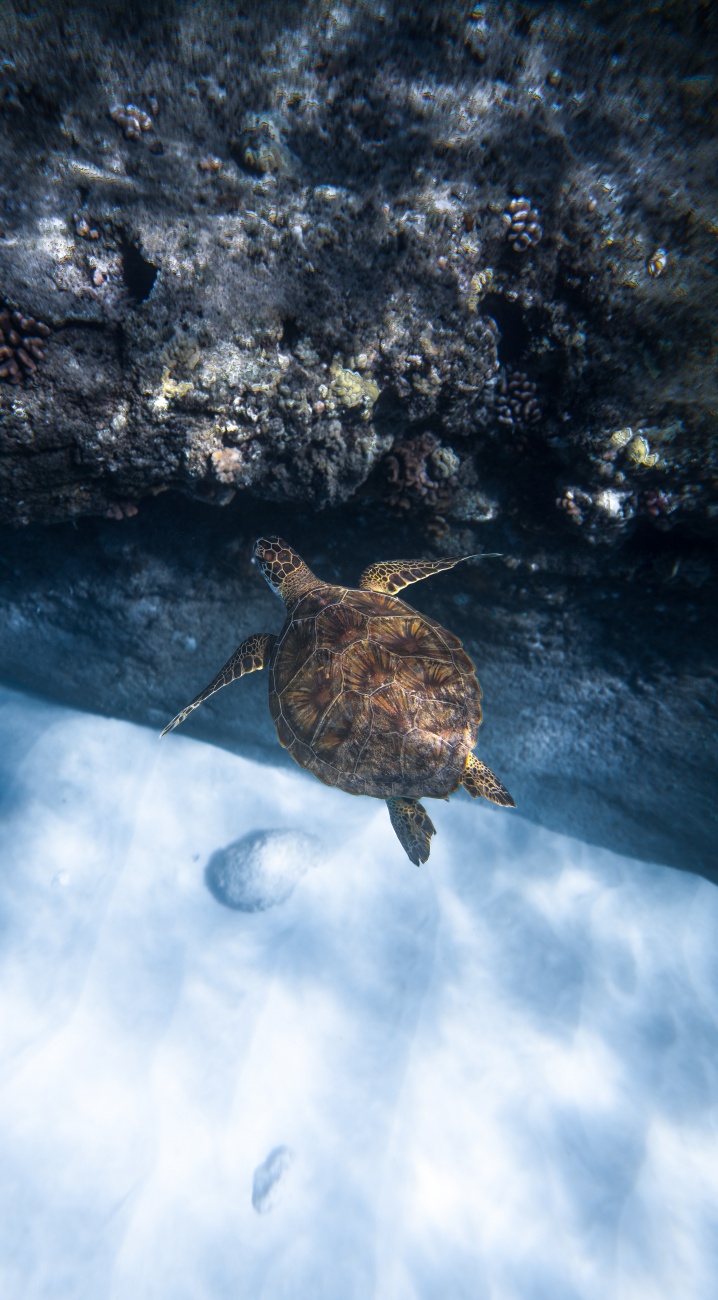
(0, 490, 715, 886)
(0, 1, 716, 880)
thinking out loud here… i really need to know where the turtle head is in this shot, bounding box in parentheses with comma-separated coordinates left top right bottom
(253, 537, 319, 605)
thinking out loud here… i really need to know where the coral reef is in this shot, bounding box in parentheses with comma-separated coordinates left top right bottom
(0, 0, 714, 581)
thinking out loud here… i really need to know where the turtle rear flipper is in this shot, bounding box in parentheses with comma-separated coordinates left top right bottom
(387, 796, 436, 865)
(161, 632, 275, 736)
(462, 753, 515, 807)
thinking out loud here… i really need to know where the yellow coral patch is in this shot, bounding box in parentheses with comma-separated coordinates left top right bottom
(329, 360, 380, 411)
(627, 435, 659, 468)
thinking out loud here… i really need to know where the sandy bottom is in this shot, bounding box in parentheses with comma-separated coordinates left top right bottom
(1, 685, 716, 1300)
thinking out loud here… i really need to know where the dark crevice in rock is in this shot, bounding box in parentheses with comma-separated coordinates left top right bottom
(120, 238, 158, 302)
(481, 294, 531, 366)
(280, 316, 302, 348)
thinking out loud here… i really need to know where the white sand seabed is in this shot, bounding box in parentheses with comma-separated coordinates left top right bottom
(0, 684, 717, 1300)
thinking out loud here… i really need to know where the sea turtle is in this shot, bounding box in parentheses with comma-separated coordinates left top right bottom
(161, 537, 515, 864)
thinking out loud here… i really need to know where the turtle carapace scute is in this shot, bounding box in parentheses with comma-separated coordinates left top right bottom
(162, 537, 515, 865)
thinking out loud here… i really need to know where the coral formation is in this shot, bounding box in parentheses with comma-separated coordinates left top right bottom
(110, 103, 153, 140)
(494, 369, 541, 430)
(105, 500, 139, 521)
(503, 199, 542, 252)
(384, 434, 459, 513)
(641, 489, 675, 520)
(466, 269, 494, 312)
(234, 118, 284, 174)
(328, 360, 379, 416)
(73, 214, 99, 240)
(557, 486, 592, 525)
(0, 309, 50, 384)
(446, 487, 497, 525)
(626, 435, 660, 469)
(609, 428, 634, 451)
(647, 248, 668, 278)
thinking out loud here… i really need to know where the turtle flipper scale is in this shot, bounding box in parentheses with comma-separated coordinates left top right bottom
(358, 554, 500, 596)
(462, 753, 515, 807)
(387, 796, 436, 866)
(160, 632, 275, 737)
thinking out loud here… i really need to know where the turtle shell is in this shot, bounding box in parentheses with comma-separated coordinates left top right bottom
(268, 585, 482, 799)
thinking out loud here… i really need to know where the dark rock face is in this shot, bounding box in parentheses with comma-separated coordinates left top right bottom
(0, 3, 716, 880)
(1, 1, 716, 548)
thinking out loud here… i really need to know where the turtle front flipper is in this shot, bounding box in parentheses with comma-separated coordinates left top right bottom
(387, 796, 436, 865)
(358, 553, 500, 596)
(461, 753, 515, 807)
(160, 632, 275, 737)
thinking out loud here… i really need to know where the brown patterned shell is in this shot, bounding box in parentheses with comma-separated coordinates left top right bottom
(268, 585, 482, 799)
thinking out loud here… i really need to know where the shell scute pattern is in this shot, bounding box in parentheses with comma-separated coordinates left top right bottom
(355, 731, 406, 784)
(416, 697, 468, 738)
(283, 647, 342, 741)
(402, 731, 454, 777)
(341, 641, 397, 695)
(345, 589, 402, 618)
(313, 691, 370, 755)
(370, 685, 417, 734)
(290, 736, 317, 771)
(290, 588, 330, 619)
(399, 655, 464, 700)
(271, 617, 316, 695)
(270, 580, 483, 798)
(366, 615, 453, 661)
(315, 603, 366, 651)
(274, 712, 294, 748)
